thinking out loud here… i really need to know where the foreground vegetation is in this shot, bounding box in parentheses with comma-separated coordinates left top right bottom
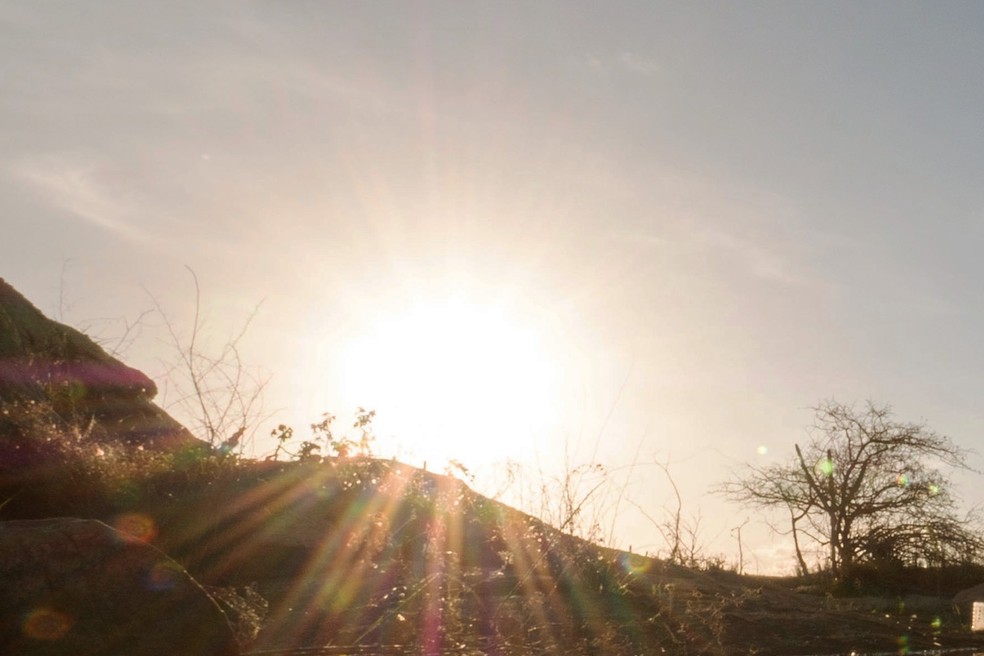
(722, 401, 984, 580)
(4, 276, 984, 655)
(3, 401, 984, 655)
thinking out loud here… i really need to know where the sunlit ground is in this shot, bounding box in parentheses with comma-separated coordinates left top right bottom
(144, 456, 671, 653)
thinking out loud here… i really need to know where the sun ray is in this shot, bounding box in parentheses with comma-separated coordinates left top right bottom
(261, 462, 414, 647)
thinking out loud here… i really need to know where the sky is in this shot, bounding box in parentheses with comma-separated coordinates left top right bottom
(3, 1, 984, 573)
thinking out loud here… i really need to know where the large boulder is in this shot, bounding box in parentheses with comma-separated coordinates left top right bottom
(0, 518, 239, 656)
(954, 582, 984, 605)
(0, 277, 203, 458)
(954, 582, 984, 626)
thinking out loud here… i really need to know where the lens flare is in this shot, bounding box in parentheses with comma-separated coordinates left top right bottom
(756, 445, 768, 456)
(621, 553, 652, 575)
(814, 458, 834, 477)
(147, 560, 184, 591)
(23, 607, 72, 641)
(114, 513, 157, 543)
(897, 473, 910, 487)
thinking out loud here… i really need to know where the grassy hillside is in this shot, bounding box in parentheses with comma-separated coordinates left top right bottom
(3, 426, 984, 655)
(2, 277, 984, 655)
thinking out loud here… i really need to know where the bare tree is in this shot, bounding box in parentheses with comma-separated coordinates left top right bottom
(148, 268, 270, 453)
(628, 460, 716, 568)
(721, 400, 982, 577)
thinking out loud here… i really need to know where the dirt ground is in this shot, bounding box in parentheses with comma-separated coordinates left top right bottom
(657, 565, 984, 655)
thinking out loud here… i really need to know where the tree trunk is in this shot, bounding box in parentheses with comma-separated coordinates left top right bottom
(790, 509, 809, 576)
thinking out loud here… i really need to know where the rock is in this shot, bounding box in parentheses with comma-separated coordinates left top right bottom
(0, 518, 239, 656)
(0, 277, 203, 458)
(955, 582, 984, 604)
(954, 582, 984, 622)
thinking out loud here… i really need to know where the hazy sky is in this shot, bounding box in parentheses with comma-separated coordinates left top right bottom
(4, 1, 984, 572)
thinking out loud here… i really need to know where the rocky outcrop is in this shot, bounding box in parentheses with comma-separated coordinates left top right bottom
(955, 582, 984, 603)
(0, 277, 203, 467)
(0, 518, 239, 656)
(954, 581, 984, 623)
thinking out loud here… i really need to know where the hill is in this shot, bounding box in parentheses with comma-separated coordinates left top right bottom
(1, 278, 983, 655)
(0, 277, 202, 463)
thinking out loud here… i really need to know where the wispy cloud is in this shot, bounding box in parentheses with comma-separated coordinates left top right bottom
(610, 168, 824, 291)
(582, 52, 661, 76)
(618, 51, 660, 76)
(621, 221, 809, 287)
(13, 156, 153, 244)
(697, 226, 802, 285)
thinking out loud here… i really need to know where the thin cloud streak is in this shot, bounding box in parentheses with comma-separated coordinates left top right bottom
(619, 52, 660, 75)
(581, 51, 661, 76)
(13, 156, 155, 244)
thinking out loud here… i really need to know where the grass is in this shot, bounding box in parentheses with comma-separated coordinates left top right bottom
(3, 400, 984, 655)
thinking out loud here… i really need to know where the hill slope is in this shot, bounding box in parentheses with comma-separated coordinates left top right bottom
(1, 278, 983, 655)
(0, 277, 203, 469)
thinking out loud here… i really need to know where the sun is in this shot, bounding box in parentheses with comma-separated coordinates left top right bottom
(335, 297, 561, 470)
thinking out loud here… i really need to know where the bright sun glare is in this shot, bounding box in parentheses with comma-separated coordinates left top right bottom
(337, 298, 560, 469)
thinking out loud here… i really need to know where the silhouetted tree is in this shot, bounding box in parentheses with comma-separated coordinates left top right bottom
(721, 400, 982, 577)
